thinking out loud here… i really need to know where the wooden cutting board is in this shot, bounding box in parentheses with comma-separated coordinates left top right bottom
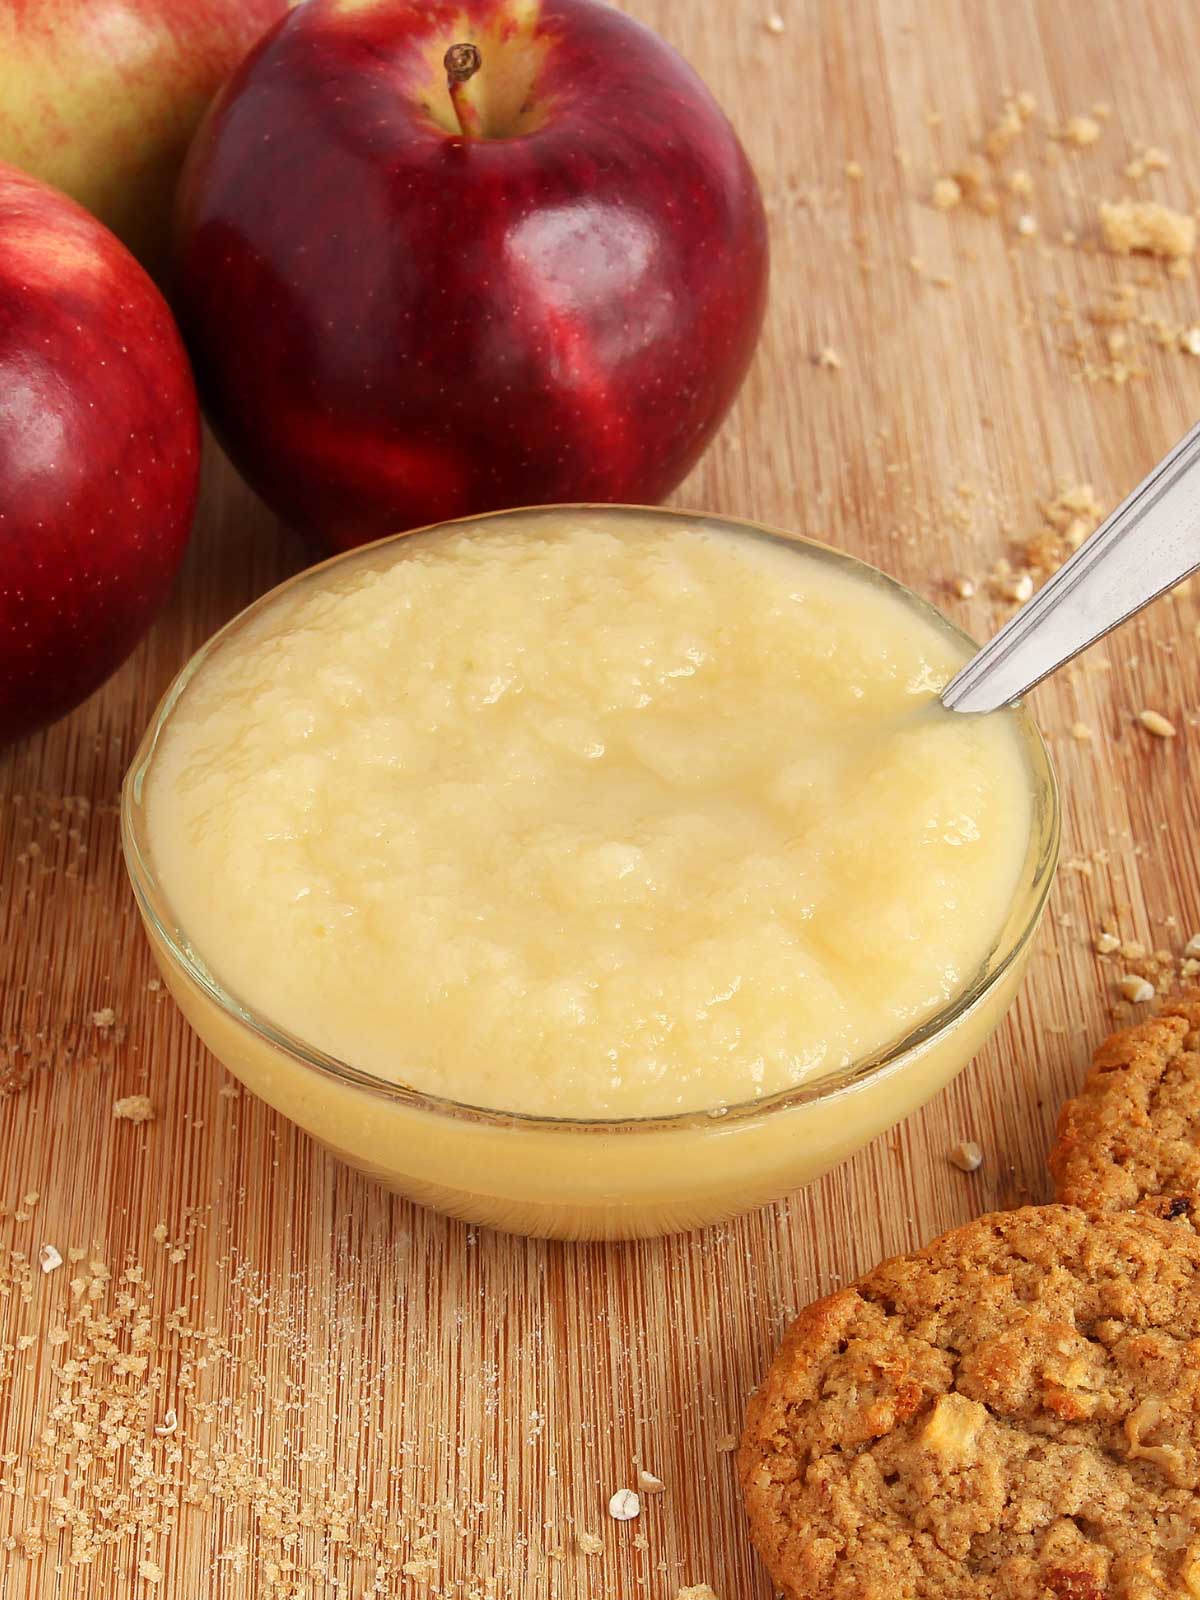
(3, 2, 1200, 1595)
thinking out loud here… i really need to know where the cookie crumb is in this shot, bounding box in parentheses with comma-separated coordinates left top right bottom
(401, 1556, 438, 1580)
(1118, 974, 1156, 1004)
(1095, 931, 1120, 955)
(113, 1095, 156, 1124)
(952, 577, 976, 599)
(1099, 200, 1196, 260)
(1070, 721, 1094, 742)
(816, 346, 842, 370)
(637, 1468, 666, 1494)
(1125, 146, 1171, 180)
(1089, 287, 1140, 328)
(948, 1140, 984, 1173)
(92, 1007, 117, 1028)
(715, 1432, 738, 1452)
(138, 1560, 162, 1585)
(155, 1408, 178, 1436)
(575, 1529, 604, 1555)
(1060, 114, 1102, 147)
(676, 1587, 721, 1600)
(983, 98, 1028, 161)
(845, 160, 863, 181)
(931, 176, 962, 211)
(608, 1489, 640, 1521)
(764, 11, 785, 32)
(1138, 709, 1177, 738)
(1180, 328, 1200, 355)
(39, 1243, 63, 1274)
(998, 571, 1034, 604)
(951, 161, 1000, 216)
(1015, 213, 1038, 237)
(1009, 168, 1033, 197)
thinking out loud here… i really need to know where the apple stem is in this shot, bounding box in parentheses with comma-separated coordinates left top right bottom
(444, 43, 484, 139)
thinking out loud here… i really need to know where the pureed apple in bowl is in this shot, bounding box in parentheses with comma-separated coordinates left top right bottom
(123, 508, 1058, 1239)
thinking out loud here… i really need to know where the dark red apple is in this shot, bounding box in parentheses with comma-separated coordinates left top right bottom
(174, 0, 768, 551)
(0, 164, 201, 744)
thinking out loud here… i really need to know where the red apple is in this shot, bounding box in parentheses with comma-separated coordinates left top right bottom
(0, 164, 201, 744)
(0, 0, 289, 275)
(174, 0, 768, 551)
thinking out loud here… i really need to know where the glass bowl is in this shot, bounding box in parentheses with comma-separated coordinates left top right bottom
(121, 506, 1060, 1241)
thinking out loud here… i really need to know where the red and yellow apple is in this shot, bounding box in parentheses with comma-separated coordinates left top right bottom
(0, 164, 200, 744)
(0, 0, 289, 274)
(174, 0, 769, 550)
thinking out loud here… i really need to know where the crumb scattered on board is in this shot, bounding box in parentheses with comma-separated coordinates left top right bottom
(973, 483, 1103, 610)
(608, 1487, 640, 1521)
(931, 176, 962, 211)
(112, 1095, 156, 1124)
(948, 1140, 984, 1173)
(1090, 925, 1200, 996)
(1138, 708, 1178, 738)
(0, 1231, 555, 1587)
(1124, 145, 1170, 180)
(1058, 113, 1102, 147)
(1099, 200, 1196, 260)
(918, 86, 1199, 385)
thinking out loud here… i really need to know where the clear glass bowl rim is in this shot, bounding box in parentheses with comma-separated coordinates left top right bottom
(121, 503, 1061, 1137)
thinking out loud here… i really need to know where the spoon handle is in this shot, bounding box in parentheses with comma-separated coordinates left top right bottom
(941, 419, 1200, 714)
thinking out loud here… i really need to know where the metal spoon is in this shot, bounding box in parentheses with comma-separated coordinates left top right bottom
(941, 420, 1200, 714)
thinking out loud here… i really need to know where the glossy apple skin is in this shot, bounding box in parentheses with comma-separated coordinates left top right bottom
(0, 0, 288, 274)
(175, 0, 769, 550)
(0, 165, 201, 744)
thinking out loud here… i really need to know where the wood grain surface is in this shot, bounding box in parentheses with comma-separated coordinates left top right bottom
(3, 2, 1200, 1595)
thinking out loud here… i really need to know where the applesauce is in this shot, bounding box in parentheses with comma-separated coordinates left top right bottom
(124, 508, 1058, 1237)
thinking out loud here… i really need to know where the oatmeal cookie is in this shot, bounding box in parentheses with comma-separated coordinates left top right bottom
(1050, 994, 1200, 1221)
(739, 1205, 1200, 1600)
